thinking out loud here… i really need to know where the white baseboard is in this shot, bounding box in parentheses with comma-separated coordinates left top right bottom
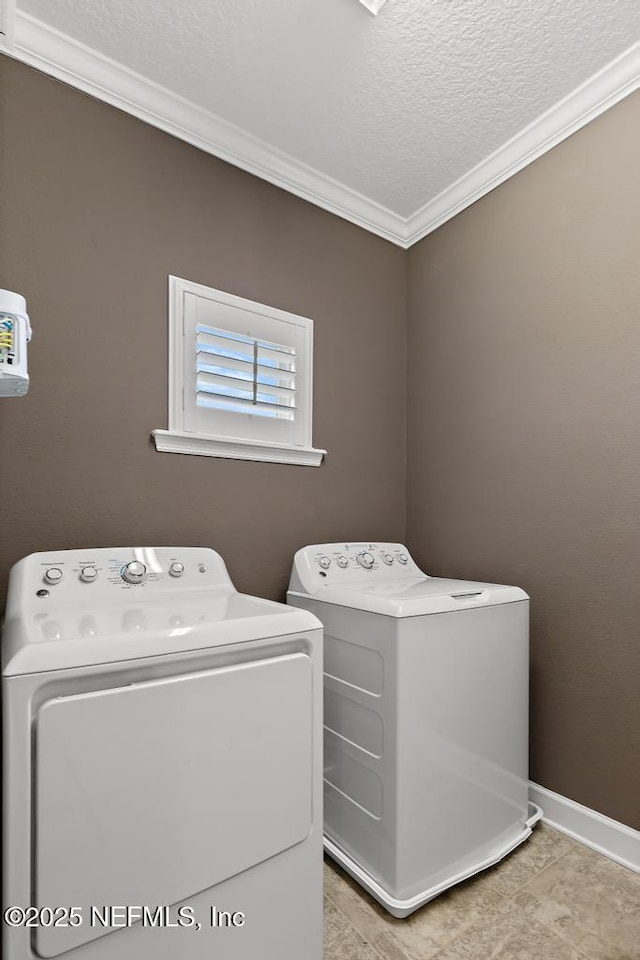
(529, 781, 640, 874)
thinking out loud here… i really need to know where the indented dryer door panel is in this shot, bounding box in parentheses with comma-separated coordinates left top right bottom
(35, 652, 312, 957)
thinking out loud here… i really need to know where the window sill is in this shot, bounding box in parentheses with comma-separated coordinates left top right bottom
(152, 430, 326, 467)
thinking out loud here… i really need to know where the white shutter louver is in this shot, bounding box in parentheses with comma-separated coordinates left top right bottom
(153, 277, 325, 466)
(196, 324, 296, 421)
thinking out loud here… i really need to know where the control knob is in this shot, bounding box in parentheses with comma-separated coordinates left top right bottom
(357, 552, 374, 570)
(43, 567, 63, 585)
(382, 554, 394, 565)
(80, 565, 98, 583)
(169, 562, 185, 578)
(318, 556, 331, 570)
(336, 556, 349, 569)
(121, 560, 147, 584)
(398, 553, 409, 564)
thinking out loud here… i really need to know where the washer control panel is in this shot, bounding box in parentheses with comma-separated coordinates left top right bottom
(289, 542, 422, 594)
(356, 552, 374, 569)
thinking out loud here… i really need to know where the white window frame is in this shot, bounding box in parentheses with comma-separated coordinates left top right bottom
(152, 277, 326, 466)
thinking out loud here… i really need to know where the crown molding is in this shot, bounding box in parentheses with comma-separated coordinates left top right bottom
(0, 0, 16, 48)
(405, 42, 640, 246)
(6, 14, 640, 249)
(9, 12, 406, 246)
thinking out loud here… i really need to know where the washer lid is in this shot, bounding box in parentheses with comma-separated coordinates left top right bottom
(294, 576, 528, 617)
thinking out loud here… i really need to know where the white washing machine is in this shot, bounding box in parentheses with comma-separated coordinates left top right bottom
(2, 546, 323, 960)
(288, 542, 541, 917)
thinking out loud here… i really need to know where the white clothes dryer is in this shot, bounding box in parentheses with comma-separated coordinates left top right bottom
(2, 546, 323, 960)
(288, 542, 541, 917)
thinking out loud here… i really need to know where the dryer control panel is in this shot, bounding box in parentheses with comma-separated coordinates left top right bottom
(288, 542, 424, 595)
(2, 547, 319, 676)
(3, 547, 238, 651)
(18, 547, 233, 599)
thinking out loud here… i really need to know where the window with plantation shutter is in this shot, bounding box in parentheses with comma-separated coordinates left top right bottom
(196, 325, 297, 421)
(152, 277, 326, 466)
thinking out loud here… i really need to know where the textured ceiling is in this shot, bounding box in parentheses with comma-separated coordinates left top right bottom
(17, 0, 640, 218)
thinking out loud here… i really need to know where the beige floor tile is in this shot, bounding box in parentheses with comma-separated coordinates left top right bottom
(403, 871, 508, 956)
(324, 860, 413, 960)
(479, 823, 575, 897)
(325, 854, 512, 959)
(324, 831, 638, 960)
(323, 825, 572, 958)
(507, 845, 640, 960)
(430, 908, 591, 960)
(325, 896, 387, 960)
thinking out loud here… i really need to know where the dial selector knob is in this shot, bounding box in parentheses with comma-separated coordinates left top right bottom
(43, 567, 63, 585)
(383, 554, 394, 565)
(121, 560, 147, 584)
(357, 552, 374, 570)
(80, 565, 98, 583)
(169, 562, 185, 578)
(337, 555, 349, 569)
(318, 556, 331, 570)
(398, 553, 409, 564)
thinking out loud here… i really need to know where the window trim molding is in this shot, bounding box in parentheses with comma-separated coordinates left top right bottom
(152, 276, 326, 467)
(152, 428, 325, 467)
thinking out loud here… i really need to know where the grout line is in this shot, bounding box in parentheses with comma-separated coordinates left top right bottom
(492, 838, 577, 904)
(525, 902, 605, 960)
(494, 853, 571, 903)
(507, 840, 639, 960)
(324, 887, 409, 960)
(481, 841, 608, 956)
(324, 832, 602, 960)
(529, 911, 596, 960)
(324, 876, 414, 960)
(518, 915, 592, 960)
(428, 903, 533, 960)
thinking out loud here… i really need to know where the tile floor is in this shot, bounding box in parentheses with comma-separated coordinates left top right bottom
(324, 825, 640, 960)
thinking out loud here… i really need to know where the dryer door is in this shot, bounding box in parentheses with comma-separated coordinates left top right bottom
(34, 652, 312, 957)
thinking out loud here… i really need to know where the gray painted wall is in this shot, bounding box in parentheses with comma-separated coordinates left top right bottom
(0, 56, 407, 604)
(1, 55, 637, 829)
(407, 92, 640, 829)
